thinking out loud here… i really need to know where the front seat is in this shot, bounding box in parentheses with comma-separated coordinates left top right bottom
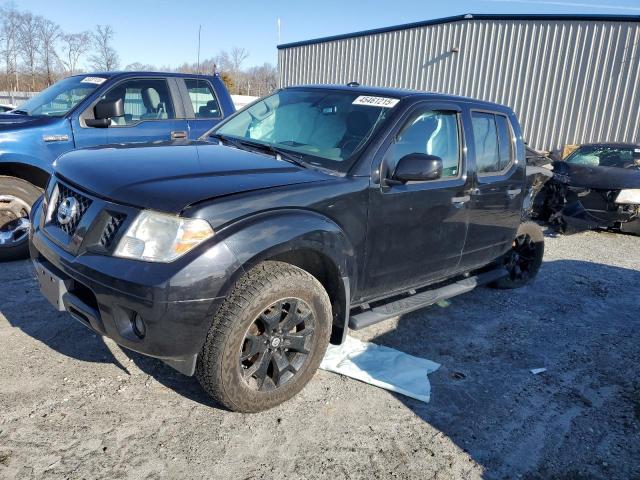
(141, 87, 167, 120)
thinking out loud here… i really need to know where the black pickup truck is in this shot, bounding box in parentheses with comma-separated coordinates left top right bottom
(30, 85, 544, 412)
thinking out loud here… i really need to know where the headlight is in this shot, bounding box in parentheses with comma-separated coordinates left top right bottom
(615, 189, 640, 205)
(114, 210, 214, 262)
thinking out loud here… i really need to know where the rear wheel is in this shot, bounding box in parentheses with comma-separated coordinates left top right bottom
(493, 222, 544, 289)
(0, 176, 42, 261)
(196, 261, 332, 412)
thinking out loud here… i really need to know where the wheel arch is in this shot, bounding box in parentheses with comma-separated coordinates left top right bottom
(216, 209, 356, 345)
(0, 162, 50, 189)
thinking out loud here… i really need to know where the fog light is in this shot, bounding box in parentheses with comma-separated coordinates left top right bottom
(132, 313, 146, 338)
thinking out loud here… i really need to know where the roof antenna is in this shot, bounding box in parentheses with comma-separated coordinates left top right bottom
(197, 25, 202, 74)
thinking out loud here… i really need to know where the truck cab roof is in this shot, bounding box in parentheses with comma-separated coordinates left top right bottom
(283, 83, 513, 113)
(68, 71, 222, 80)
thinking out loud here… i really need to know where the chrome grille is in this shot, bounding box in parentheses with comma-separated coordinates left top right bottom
(100, 213, 126, 248)
(51, 183, 92, 236)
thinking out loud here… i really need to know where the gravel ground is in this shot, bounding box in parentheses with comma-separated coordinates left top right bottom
(1, 229, 639, 479)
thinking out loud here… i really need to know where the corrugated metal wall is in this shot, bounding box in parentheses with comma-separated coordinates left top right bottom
(278, 19, 640, 152)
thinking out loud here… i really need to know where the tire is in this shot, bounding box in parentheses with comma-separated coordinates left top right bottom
(492, 221, 544, 289)
(0, 176, 42, 262)
(196, 261, 332, 412)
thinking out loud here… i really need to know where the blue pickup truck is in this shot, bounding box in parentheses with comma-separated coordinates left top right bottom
(0, 71, 234, 260)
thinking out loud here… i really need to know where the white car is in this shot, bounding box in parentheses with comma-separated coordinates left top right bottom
(0, 103, 16, 112)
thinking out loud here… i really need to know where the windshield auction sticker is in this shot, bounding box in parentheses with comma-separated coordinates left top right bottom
(352, 96, 400, 108)
(80, 77, 107, 85)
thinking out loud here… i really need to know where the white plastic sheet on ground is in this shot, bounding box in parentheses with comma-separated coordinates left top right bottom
(320, 336, 440, 403)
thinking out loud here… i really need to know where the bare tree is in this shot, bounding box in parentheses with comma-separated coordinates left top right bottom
(18, 12, 40, 91)
(37, 18, 61, 86)
(213, 51, 232, 72)
(124, 62, 156, 71)
(60, 32, 90, 75)
(88, 25, 119, 71)
(245, 63, 278, 96)
(0, 4, 21, 91)
(230, 47, 249, 72)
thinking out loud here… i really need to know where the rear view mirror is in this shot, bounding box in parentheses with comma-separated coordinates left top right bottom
(85, 98, 124, 128)
(393, 153, 443, 182)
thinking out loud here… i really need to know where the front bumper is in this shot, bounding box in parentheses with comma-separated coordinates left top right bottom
(29, 196, 242, 375)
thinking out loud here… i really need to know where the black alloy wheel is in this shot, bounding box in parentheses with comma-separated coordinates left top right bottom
(239, 298, 316, 391)
(505, 233, 538, 283)
(196, 261, 332, 412)
(493, 221, 544, 289)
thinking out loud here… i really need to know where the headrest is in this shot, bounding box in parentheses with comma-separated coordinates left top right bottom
(141, 87, 161, 111)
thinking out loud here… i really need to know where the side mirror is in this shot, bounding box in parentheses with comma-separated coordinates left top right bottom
(85, 98, 124, 128)
(393, 153, 443, 182)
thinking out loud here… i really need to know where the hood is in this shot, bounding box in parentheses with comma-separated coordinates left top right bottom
(0, 113, 59, 130)
(553, 161, 640, 190)
(54, 141, 331, 213)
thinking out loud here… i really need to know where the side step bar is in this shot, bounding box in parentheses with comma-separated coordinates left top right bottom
(348, 268, 507, 330)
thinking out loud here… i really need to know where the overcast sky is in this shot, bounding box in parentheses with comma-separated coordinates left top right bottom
(16, 0, 640, 69)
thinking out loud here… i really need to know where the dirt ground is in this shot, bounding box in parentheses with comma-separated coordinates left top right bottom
(1, 229, 639, 480)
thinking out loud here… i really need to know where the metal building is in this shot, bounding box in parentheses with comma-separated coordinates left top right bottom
(277, 14, 640, 152)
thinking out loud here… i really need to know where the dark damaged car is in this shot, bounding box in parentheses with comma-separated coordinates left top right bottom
(30, 85, 545, 412)
(536, 143, 640, 235)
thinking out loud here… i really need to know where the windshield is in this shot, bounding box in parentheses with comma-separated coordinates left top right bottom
(16, 75, 106, 117)
(566, 145, 636, 168)
(211, 89, 396, 172)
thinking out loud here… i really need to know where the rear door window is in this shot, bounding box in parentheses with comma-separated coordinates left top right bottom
(471, 111, 513, 174)
(185, 79, 221, 118)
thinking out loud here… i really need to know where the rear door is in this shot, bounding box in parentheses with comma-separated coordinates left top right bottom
(362, 102, 472, 300)
(179, 78, 226, 139)
(459, 109, 525, 270)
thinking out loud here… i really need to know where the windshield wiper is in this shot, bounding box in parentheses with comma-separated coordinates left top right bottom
(10, 109, 29, 115)
(235, 139, 308, 168)
(209, 133, 245, 150)
(210, 134, 308, 168)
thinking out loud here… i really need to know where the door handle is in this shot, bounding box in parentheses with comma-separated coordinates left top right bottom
(506, 188, 521, 199)
(171, 130, 188, 140)
(451, 195, 470, 207)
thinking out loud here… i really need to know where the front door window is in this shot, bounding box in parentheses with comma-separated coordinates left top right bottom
(99, 78, 175, 126)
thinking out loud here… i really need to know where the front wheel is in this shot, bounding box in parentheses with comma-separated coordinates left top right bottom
(492, 222, 544, 289)
(196, 261, 332, 412)
(0, 176, 42, 261)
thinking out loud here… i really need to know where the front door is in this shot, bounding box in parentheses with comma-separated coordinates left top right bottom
(460, 110, 525, 270)
(362, 103, 471, 301)
(104, 78, 188, 144)
(76, 77, 189, 146)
